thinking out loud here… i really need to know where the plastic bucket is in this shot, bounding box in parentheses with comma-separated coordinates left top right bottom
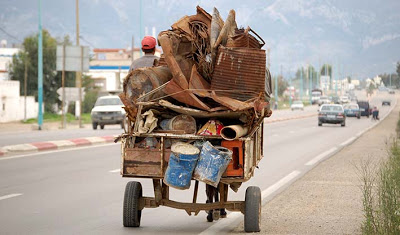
(164, 142, 200, 190)
(193, 141, 232, 187)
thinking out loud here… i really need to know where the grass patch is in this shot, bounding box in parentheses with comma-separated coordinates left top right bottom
(360, 138, 400, 234)
(22, 113, 92, 124)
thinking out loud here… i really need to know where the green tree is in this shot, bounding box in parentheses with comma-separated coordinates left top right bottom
(320, 64, 332, 77)
(271, 75, 289, 97)
(82, 74, 99, 113)
(9, 30, 76, 112)
(367, 82, 375, 96)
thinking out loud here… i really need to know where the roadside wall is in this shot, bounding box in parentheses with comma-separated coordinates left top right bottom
(0, 80, 39, 122)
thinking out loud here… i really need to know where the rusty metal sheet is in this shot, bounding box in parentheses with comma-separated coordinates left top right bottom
(210, 92, 253, 111)
(164, 79, 210, 110)
(226, 27, 264, 49)
(210, 7, 224, 49)
(158, 100, 249, 119)
(211, 46, 266, 101)
(213, 9, 237, 50)
(158, 33, 189, 89)
(189, 65, 210, 97)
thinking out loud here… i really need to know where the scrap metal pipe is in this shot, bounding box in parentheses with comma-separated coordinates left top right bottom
(220, 125, 248, 140)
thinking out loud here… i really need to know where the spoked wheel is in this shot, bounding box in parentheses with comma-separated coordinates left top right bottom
(123, 181, 143, 227)
(244, 186, 261, 232)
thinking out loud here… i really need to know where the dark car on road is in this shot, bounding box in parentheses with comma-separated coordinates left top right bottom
(331, 96, 340, 104)
(382, 100, 391, 106)
(357, 101, 370, 118)
(318, 104, 346, 127)
(343, 104, 361, 119)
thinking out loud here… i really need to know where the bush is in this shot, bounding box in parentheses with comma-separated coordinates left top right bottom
(361, 139, 400, 234)
(83, 89, 99, 113)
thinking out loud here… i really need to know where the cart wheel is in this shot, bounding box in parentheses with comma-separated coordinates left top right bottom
(244, 186, 261, 233)
(123, 181, 142, 227)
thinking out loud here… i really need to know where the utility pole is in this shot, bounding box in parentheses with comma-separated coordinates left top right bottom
(38, 0, 43, 130)
(335, 64, 338, 95)
(390, 73, 392, 87)
(76, 0, 82, 128)
(139, 0, 143, 57)
(24, 54, 28, 122)
(309, 65, 312, 105)
(61, 44, 66, 129)
(274, 75, 278, 108)
(300, 67, 303, 101)
(131, 35, 135, 63)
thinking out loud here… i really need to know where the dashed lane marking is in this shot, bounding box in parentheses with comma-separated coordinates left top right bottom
(340, 137, 356, 146)
(0, 193, 22, 201)
(305, 147, 338, 166)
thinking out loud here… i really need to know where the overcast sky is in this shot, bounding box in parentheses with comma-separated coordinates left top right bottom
(0, 0, 399, 79)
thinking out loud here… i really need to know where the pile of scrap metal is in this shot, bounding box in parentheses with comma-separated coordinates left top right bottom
(118, 6, 272, 141)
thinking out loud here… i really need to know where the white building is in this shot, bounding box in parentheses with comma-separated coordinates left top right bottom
(0, 80, 38, 122)
(86, 48, 161, 92)
(0, 40, 20, 80)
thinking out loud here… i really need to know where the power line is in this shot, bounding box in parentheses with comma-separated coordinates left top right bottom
(0, 26, 22, 43)
(79, 35, 96, 49)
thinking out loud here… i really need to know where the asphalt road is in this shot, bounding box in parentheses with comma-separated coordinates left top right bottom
(0, 90, 396, 234)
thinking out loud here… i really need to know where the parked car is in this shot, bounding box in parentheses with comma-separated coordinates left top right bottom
(291, 100, 304, 111)
(318, 104, 346, 127)
(339, 96, 349, 104)
(357, 101, 370, 118)
(318, 96, 331, 106)
(388, 89, 395, 94)
(91, 95, 126, 130)
(382, 100, 391, 106)
(343, 104, 361, 119)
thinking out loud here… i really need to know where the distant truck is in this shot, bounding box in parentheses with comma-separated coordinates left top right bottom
(311, 89, 323, 104)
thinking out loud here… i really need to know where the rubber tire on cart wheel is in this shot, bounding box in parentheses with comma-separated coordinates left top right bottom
(318, 122, 322, 126)
(92, 122, 98, 130)
(244, 186, 261, 233)
(100, 125, 105, 130)
(341, 121, 345, 127)
(357, 115, 360, 119)
(123, 181, 142, 227)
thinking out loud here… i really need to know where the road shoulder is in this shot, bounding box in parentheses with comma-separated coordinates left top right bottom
(232, 98, 399, 234)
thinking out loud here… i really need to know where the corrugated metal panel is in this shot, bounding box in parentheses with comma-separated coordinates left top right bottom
(211, 47, 266, 101)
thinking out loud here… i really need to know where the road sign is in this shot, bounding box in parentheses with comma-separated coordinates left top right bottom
(57, 87, 85, 102)
(56, 45, 89, 72)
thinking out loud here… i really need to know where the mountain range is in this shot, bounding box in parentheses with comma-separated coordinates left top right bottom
(0, 0, 399, 79)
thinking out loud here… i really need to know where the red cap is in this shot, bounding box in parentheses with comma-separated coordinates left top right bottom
(141, 36, 156, 49)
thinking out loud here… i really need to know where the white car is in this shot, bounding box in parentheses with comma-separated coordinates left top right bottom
(291, 100, 304, 111)
(91, 95, 126, 130)
(339, 96, 349, 104)
(318, 96, 331, 106)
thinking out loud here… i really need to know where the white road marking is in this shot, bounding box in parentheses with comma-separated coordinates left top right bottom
(305, 147, 338, 166)
(261, 170, 301, 199)
(199, 171, 301, 235)
(356, 130, 365, 137)
(0, 143, 117, 161)
(340, 137, 356, 146)
(109, 169, 120, 173)
(0, 193, 22, 201)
